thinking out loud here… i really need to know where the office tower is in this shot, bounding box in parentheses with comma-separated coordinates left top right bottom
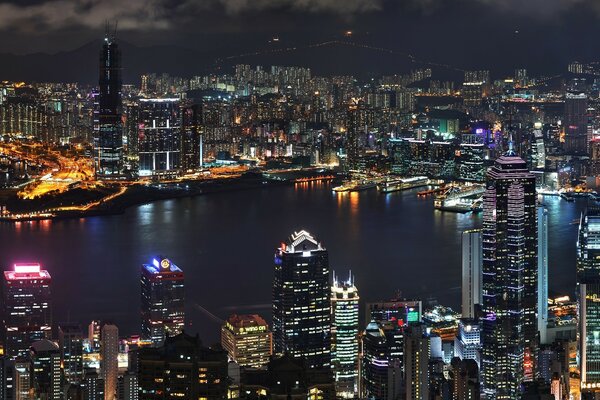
(59, 324, 83, 384)
(577, 209, 600, 393)
(454, 319, 482, 367)
(29, 339, 61, 400)
(531, 128, 546, 170)
(569, 61, 584, 74)
(13, 359, 31, 400)
(564, 93, 589, 155)
(403, 323, 430, 400)
(331, 273, 359, 398)
(463, 70, 489, 107)
(538, 206, 549, 345)
(346, 98, 364, 172)
(138, 99, 181, 177)
(181, 103, 202, 171)
(100, 324, 119, 400)
(272, 230, 331, 368)
(141, 256, 185, 346)
(451, 358, 480, 400)
(461, 230, 482, 319)
(117, 372, 138, 400)
(221, 314, 272, 369)
(0, 356, 15, 400)
(362, 321, 403, 400)
(366, 299, 422, 325)
(123, 100, 140, 159)
(83, 368, 105, 400)
(95, 29, 123, 178)
(481, 150, 537, 400)
(2, 263, 52, 358)
(138, 332, 229, 400)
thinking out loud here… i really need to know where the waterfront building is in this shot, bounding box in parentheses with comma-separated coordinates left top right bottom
(2, 263, 52, 358)
(181, 103, 202, 171)
(221, 314, 272, 369)
(95, 30, 123, 178)
(538, 206, 549, 345)
(58, 323, 84, 383)
(481, 149, 538, 400)
(138, 98, 181, 178)
(331, 273, 359, 398)
(564, 93, 589, 155)
(29, 339, 61, 400)
(272, 230, 331, 368)
(100, 323, 119, 400)
(456, 144, 486, 182)
(141, 256, 185, 346)
(461, 230, 482, 319)
(138, 332, 229, 400)
(577, 208, 600, 393)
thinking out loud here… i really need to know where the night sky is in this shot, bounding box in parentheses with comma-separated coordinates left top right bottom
(2, 0, 600, 78)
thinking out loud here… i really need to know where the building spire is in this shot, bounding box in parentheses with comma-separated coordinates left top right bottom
(506, 131, 516, 156)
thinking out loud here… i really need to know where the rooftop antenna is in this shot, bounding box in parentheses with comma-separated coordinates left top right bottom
(507, 131, 516, 156)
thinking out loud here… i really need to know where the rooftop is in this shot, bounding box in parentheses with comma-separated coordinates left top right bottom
(142, 256, 183, 275)
(4, 263, 51, 281)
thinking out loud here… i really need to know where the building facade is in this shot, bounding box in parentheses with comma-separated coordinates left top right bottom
(221, 314, 272, 369)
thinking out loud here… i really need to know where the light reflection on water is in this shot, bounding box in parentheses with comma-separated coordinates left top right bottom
(0, 184, 584, 342)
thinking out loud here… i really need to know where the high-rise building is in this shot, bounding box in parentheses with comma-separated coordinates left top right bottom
(346, 98, 364, 172)
(88, 320, 101, 352)
(538, 206, 549, 345)
(138, 99, 181, 178)
(58, 323, 84, 384)
(564, 93, 589, 155)
(331, 273, 359, 398)
(461, 230, 482, 319)
(2, 263, 52, 358)
(13, 359, 31, 400)
(138, 332, 229, 400)
(577, 209, 600, 393)
(481, 150, 538, 400)
(95, 30, 123, 178)
(117, 372, 138, 400)
(100, 323, 119, 400)
(403, 323, 430, 400)
(454, 319, 482, 367)
(141, 256, 185, 346)
(181, 103, 202, 172)
(221, 314, 272, 369)
(451, 358, 480, 400)
(362, 320, 403, 400)
(83, 368, 105, 400)
(273, 230, 331, 368)
(29, 339, 61, 400)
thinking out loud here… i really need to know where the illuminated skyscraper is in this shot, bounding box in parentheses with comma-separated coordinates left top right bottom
(221, 314, 272, 369)
(95, 29, 123, 178)
(1, 263, 52, 358)
(29, 339, 61, 400)
(141, 256, 185, 346)
(481, 150, 537, 400)
(346, 98, 364, 172)
(403, 323, 430, 400)
(462, 230, 482, 319)
(331, 273, 359, 398)
(577, 209, 600, 393)
(58, 323, 84, 383)
(564, 93, 589, 155)
(538, 206, 549, 345)
(272, 230, 331, 368)
(138, 99, 181, 178)
(181, 103, 202, 172)
(101, 323, 119, 400)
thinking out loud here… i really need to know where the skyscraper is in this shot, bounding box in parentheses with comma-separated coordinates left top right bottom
(538, 206, 549, 345)
(181, 103, 202, 172)
(101, 323, 119, 400)
(2, 263, 52, 358)
(577, 209, 600, 393)
(481, 150, 537, 400)
(564, 93, 589, 155)
(221, 314, 272, 369)
(95, 29, 123, 178)
(331, 272, 359, 398)
(141, 256, 185, 347)
(58, 323, 84, 383)
(403, 323, 430, 400)
(272, 230, 331, 368)
(138, 99, 182, 178)
(29, 339, 61, 400)
(461, 230, 482, 319)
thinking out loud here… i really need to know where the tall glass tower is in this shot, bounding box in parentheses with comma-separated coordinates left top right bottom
(95, 28, 123, 178)
(481, 151, 537, 400)
(331, 272, 359, 398)
(578, 209, 600, 393)
(141, 256, 185, 346)
(272, 230, 331, 368)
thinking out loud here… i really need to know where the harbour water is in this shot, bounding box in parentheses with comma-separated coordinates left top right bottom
(0, 182, 584, 343)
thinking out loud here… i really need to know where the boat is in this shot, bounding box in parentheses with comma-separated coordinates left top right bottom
(332, 184, 352, 193)
(378, 176, 429, 193)
(350, 181, 377, 192)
